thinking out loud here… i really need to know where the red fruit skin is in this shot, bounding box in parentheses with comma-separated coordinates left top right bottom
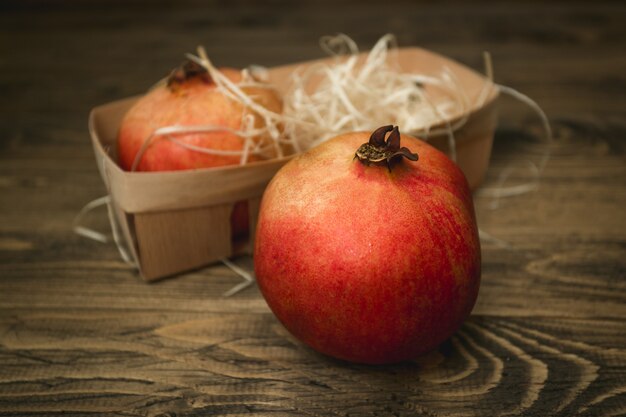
(230, 200, 249, 242)
(254, 131, 481, 364)
(117, 68, 282, 172)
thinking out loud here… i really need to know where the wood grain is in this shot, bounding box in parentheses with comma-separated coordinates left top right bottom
(1, 1, 625, 416)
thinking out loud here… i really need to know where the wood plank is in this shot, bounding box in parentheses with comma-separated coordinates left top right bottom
(0, 310, 623, 416)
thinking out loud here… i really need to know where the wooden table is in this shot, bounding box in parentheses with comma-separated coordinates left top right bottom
(1, 1, 625, 416)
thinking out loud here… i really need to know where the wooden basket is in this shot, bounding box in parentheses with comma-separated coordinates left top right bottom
(88, 47, 498, 281)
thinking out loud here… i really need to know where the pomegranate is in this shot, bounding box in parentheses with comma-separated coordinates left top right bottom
(117, 60, 283, 171)
(117, 60, 283, 243)
(254, 125, 481, 364)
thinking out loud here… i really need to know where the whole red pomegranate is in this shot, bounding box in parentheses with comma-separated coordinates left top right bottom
(117, 60, 283, 241)
(117, 60, 282, 172)
(254, 125, 480, 364)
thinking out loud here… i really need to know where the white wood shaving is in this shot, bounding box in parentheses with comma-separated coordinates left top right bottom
(135, 34, 478, 169)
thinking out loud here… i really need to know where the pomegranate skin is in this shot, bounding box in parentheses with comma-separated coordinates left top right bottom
(117, 68, 282, 172)
(254, 131, 481, 364)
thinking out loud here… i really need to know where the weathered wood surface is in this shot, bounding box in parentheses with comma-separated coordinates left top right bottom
(1, 1, 625, 416)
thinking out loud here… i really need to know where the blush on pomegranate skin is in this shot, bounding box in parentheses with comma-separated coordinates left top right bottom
(254, 126, 480, 365)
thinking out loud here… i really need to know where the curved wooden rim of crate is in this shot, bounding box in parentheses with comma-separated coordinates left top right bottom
(89, 98, 294, 214)
(89, 47, 498, 215)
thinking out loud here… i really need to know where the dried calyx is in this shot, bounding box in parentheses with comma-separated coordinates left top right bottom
(167, 60, 213, 89)
(355, 125, 418, 171)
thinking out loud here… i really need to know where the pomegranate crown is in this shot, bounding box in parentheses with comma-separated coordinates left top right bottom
(354, 125, 418, 171)
(167, 60, 213, 89)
